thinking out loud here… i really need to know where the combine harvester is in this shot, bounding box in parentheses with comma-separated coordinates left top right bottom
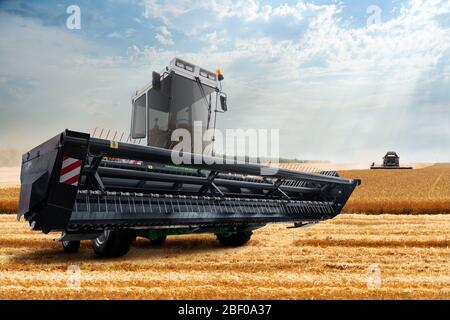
(371, 151, 412, 169)
(18, 58, 361, 257)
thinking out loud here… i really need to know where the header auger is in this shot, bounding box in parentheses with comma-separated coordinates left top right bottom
(18, 58, 360, 257)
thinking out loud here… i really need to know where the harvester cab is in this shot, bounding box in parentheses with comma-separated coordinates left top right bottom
(383, 152, 400, 167)
(17, 58, 361, 258)
(131, 58, 226, 151)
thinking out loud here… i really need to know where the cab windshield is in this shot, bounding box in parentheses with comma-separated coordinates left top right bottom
(147, 72, 216, 149)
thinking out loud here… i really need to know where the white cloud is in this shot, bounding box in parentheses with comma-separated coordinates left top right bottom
(143, 0, 326, 22)
(107, 28, 136, 39)
(155, 33, 174, 45)
(199, 31, 229, 51)
(140, 0, 450, 80)
(142, 0, 318, 35)
(159, 25, 171, 37)
(154, 25, 174, 46)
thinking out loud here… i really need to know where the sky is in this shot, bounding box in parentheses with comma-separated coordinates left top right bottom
(0, 0, 449, 163)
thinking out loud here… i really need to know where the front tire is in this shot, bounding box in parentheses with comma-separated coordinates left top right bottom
(92, 230, 134, 258)
(62, 240, 80, 253)
(216, 231, 253, 247)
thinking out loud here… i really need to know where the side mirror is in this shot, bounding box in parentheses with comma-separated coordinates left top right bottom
(152, 71, 161, 90)
(220, 95, 228, 112)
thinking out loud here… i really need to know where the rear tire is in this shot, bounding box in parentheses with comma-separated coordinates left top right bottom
(62, 240, 80, 253)
(216, 231, 252, 247)
(92, 230, 134, 258)
(149, 236, 166, 246)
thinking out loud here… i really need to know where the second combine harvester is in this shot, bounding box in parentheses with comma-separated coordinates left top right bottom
(18, 58, 361, 257)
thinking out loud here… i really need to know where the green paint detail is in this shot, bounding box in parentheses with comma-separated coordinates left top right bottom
(213, 227, 240, 237)
(146, 227, 240, 240)
(163, 164, 198, 173)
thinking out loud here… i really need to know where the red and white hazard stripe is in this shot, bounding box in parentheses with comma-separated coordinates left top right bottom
(59, 156, 82, 186)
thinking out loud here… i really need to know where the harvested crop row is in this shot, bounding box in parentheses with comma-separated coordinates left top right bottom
(0, 214, 449, 299)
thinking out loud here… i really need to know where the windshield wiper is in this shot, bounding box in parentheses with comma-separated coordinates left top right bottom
(195, 76, 212, 129)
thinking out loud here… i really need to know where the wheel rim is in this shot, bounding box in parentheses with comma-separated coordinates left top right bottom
(95, 230, 110, 246)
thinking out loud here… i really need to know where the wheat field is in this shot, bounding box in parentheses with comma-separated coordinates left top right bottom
(0, 187, 19, 214)
(0, 214, 449, 299)
(0, 164, 449, 299)
(340, 164, 450, 214)
(277, 163, 449, 214)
